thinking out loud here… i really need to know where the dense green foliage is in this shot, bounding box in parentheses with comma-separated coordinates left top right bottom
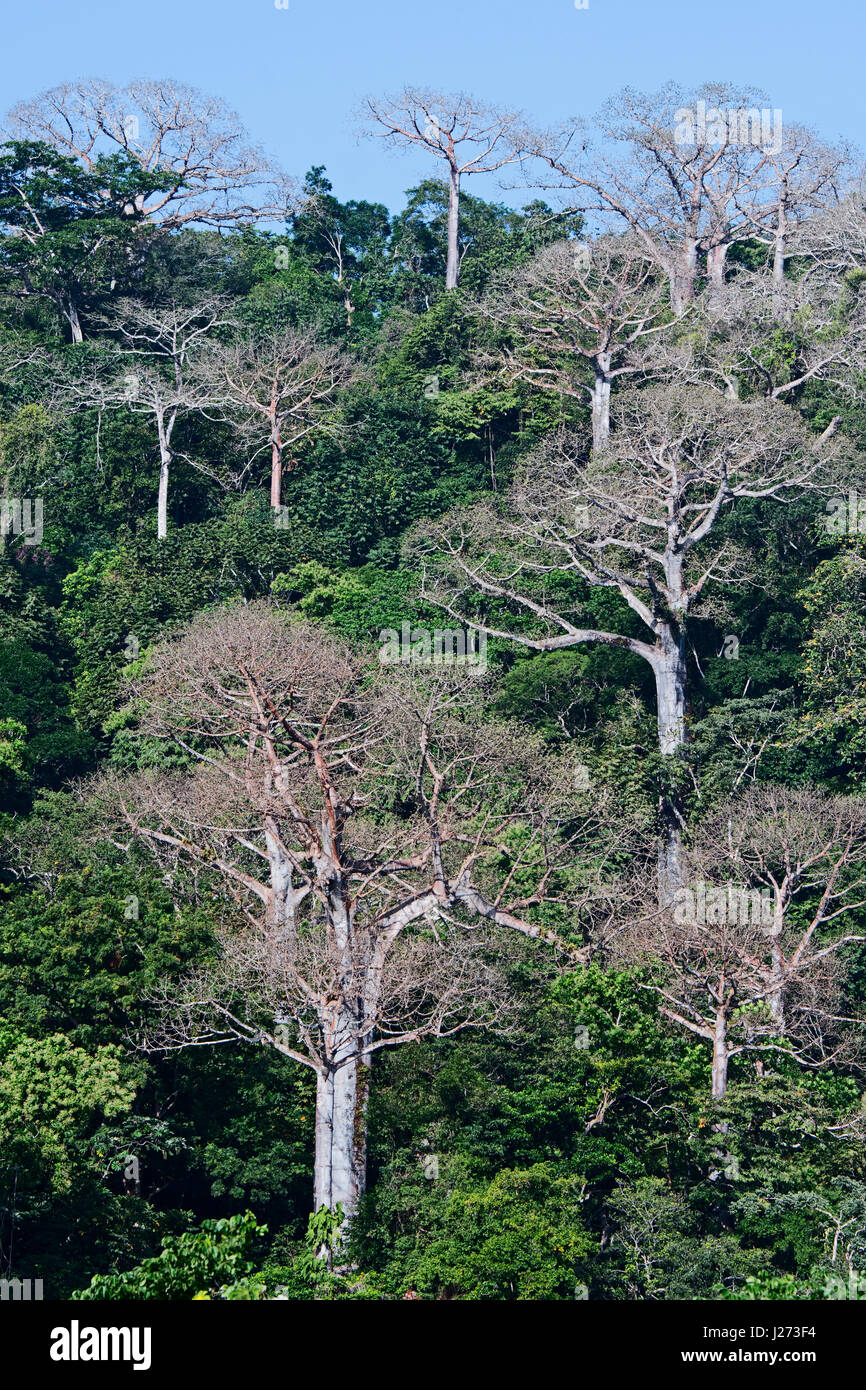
(2, 87, 866, 1302)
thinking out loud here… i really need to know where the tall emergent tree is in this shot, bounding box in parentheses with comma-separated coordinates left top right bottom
(417, 386, 831, 897)
(476, 233, 673, 450)
(108, 605, 612, 1217)
(520, 83, 822, 313)
(4, 78, 289, 230)
(360, 88, 524, 289)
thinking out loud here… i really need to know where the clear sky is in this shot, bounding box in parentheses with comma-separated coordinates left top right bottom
(1, 0, 863, 213)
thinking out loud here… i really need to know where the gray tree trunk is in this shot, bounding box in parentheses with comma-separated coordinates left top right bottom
(711, 1006, 729, 1099)
(706, 242, 728, 307)
(650, 626, 688, 902)
(653, 633, 688, 755)
(269, 405, 283, 510)
(670, 238, 698, 315)
(313, 1042, 365, 1218)
(772, 190, 788, 318)
(769, 930, 786, 1030)
(265, 824, 296, 941)
(310, 839, 371, 1220)
(446, 165, 461, 290)
(66, 299, 84, 344)
(156, 409, 171, 542)
(591, 355, 612, 451)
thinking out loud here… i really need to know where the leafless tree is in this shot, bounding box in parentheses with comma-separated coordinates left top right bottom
(61, 295, 231, 538)
(98, 605, 621, 1217)
(650, 265, 866, 408)
(794, 190, 866, 274)
(737, 123, 852, 306)
(200, 326, 355, 510)
(613, 787, 866, 1098)
(359, 87, 524, 289)
(0, 339, 47, 382)
(475, 233, 674, 450)
(4, 78, 290, 230)
(415, 386, 832, 898)
(520, 83, 786, 314)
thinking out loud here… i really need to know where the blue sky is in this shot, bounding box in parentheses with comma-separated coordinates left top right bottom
(2, 0, 863, 213)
